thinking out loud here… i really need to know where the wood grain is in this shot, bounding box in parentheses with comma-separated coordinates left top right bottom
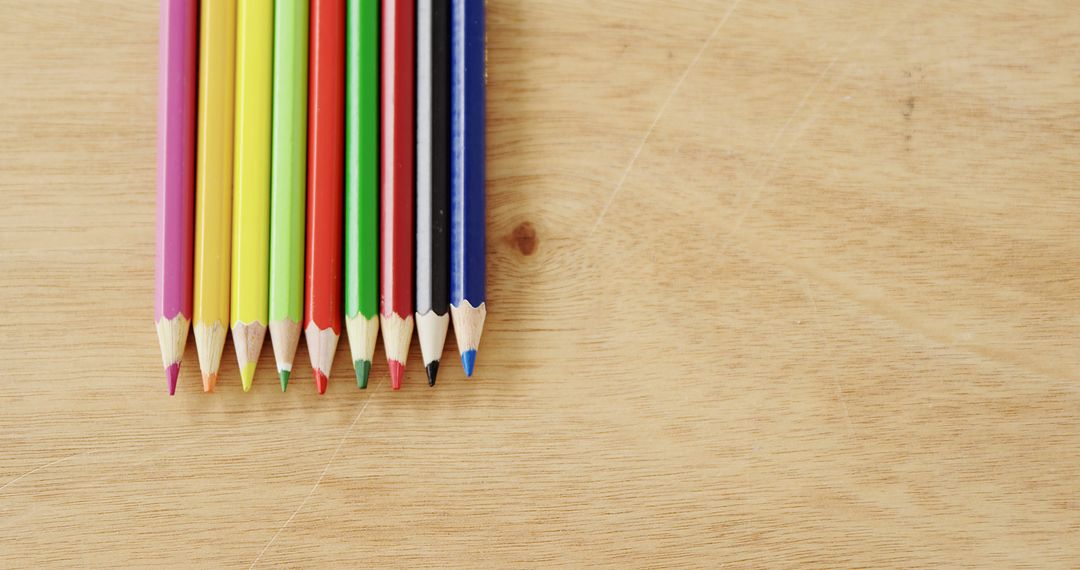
(1, 0, 1079, 567)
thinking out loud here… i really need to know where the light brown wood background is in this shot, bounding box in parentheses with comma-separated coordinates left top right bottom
(2, 0, 1079, 567)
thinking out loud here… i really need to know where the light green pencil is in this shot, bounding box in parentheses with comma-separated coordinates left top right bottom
(268, 0, 308, 391)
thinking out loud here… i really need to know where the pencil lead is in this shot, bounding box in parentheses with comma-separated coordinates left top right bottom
(166, 363, 180, 396)
(279, 369, 290, 392)
(461, 350, 476, 377)
(202, 372, 218, 393)
(354, 360, 370, 389)
(240, 363, 255, 392)
(314, 369, 328, 395)
(425, 361, 439, 387)
(388, 360, 404, 390)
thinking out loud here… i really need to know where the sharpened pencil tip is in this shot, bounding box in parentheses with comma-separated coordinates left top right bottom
(240, 363, 255, 392)
(202, 373, 217, 393)
(425, 360, 439, 387)
(166, 363, 179, 396)
(279, 370, 290, 392)
(314, 369, 328, 395)
(354, 360, 370, 389)
(461, 350, 477, 377)
(388, 360, 404, 390)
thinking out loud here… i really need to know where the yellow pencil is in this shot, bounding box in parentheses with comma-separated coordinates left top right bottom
(230, 0, 273, 392)
(194, 0, 237, 392)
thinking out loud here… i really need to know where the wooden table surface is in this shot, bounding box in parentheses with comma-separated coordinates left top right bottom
(2, 1, 1079, 567)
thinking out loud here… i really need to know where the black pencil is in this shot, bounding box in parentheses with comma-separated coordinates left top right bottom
(415, 0, 451, 386)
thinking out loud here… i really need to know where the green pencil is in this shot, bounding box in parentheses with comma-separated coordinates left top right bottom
(268, 0, 308, 391)
(344, 0, 380, 389)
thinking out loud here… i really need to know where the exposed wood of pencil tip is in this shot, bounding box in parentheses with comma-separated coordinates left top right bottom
(155, 314, 191, 368)
(305, 322, 340, 394)
(231, 320, 267, 391)
(193, 320, 227, 392)
(268, 318, 302, 373)
(381, 312, 414, 364)
(344, 313, 379, 365)
(450, 300, 486, 353)
(415, 310, 449, 366)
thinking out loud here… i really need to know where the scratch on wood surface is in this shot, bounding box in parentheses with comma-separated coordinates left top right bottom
(801, 279, 855, 436)
(249, 379, 384, 568)
(730, 54, 841, 209)
(719, 54, 843, 258)
(721, 15, 911, 256)
(588, 0, 743, 239)
(0, 452, 84, 493)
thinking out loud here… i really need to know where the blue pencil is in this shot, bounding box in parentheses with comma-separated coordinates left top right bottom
(449, 0, 486, 377)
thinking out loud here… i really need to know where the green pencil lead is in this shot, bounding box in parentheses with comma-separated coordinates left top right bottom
(279, 369, 290, 392)
(354, 360, 370, 389)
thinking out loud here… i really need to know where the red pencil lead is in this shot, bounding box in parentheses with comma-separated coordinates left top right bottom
(314, 369, 328, 395)
(388, 360, 404, 390)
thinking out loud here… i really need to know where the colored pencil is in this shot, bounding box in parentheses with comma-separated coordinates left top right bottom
(380, 0, 416, 390)
(230, 0, 273, 392)
(269, 0, 309, 391)
(193, 0, 237, 392)
(305, 0, 346, 395)
(415, 0, 451, 386)
(155, 0, 198, 396)
(344, 0, 380, 389)
(449, 0, 486, 377)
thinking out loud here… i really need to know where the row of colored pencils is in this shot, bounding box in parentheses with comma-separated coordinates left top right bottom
(154, 0, 487, 395)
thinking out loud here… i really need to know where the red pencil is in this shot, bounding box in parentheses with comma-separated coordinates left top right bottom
(380, 0, 415, 390)
(305, 0, 345, 394)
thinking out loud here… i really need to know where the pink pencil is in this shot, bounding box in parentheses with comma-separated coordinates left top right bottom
(155, 0, 198, 395)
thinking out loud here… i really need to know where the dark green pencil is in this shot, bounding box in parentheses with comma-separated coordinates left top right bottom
(344, 0, 380, 389)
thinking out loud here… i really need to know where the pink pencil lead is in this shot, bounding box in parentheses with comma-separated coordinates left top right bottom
(166, 363, 180, 396)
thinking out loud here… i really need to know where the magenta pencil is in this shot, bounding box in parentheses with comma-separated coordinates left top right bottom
(155, 0, 198, 396)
